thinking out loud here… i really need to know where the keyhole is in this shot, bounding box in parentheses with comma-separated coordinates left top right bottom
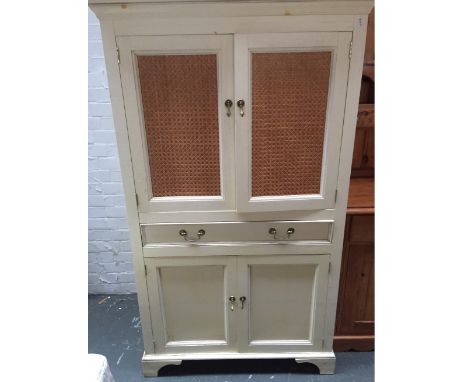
(224, 99, 233, 117)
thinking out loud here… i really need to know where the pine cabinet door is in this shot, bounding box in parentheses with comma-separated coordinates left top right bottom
(236, 255, 330, 352)
(145, 256, 237, 353)
(117, 35, 235, 213)
(234, 32, 352, 212)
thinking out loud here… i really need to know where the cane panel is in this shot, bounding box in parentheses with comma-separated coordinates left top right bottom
(251, 51, 331, 197)
(137, 54, 221, 197)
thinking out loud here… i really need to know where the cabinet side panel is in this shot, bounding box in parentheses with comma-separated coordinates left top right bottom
(96, 20, 156, 354)
(323, 16, 369, 351)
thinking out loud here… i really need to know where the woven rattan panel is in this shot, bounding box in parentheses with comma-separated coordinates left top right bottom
(137, 54, 221, 197)
(251, 51, 331, 197)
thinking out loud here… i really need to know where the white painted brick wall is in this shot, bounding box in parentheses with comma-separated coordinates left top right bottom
(88, 9, 136, 294)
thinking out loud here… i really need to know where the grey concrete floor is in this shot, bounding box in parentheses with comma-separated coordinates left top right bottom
(89, 294, 374, 382)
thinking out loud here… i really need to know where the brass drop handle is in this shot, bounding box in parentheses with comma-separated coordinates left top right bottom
(240, 296, 246, 309)
(229, 296, 236, 311)
(237, 99, 245, 117)
(179, 229, 205, 242)
(224, 99, 233, 117)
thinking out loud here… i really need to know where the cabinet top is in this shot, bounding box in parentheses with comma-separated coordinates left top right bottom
(89, 0, 374, 16)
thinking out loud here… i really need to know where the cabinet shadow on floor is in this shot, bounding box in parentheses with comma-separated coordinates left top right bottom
(158, 358, 319, 376)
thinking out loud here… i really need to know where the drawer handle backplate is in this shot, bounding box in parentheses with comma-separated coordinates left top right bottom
(179, 229, 206, 242)
(268, 227, 295, 240)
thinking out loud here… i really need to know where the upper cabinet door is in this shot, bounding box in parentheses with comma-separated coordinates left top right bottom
(234, 32, 352, 212)
(117, 35, 235, 213)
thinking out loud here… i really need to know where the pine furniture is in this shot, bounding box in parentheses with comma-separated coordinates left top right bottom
(334, 177, 374, 351)
(88, 0, 374, 376)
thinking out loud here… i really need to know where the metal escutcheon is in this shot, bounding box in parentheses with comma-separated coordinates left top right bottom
(229, 296, 236, 311)
(224, 99, 233, 117)
(237, 99, 245, 117)
(179, 229, 206, 242)
(240, 296, 246, 309)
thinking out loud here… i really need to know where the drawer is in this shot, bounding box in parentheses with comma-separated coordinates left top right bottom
(141, 221, 333, 245)
(349, 215, 374, 242)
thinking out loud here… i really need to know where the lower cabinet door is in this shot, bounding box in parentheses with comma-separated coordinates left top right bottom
(236, 255, 330, 352)
(145, 256, 237, 354)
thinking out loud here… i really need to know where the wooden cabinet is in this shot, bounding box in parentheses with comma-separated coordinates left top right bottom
(352, 7, 374, 178)
(334, 180, 375, 351)
(89, 0, 373, 376)
(351, 104, 374, 177)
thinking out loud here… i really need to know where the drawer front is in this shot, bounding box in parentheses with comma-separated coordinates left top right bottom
(141, 221, 333, 245)
(349, 215, 374, 243)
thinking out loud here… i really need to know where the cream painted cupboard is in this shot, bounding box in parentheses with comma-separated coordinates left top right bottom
(89, 0, 374, 376)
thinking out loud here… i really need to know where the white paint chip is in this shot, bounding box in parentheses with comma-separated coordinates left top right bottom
(116, 352, 124, 365)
